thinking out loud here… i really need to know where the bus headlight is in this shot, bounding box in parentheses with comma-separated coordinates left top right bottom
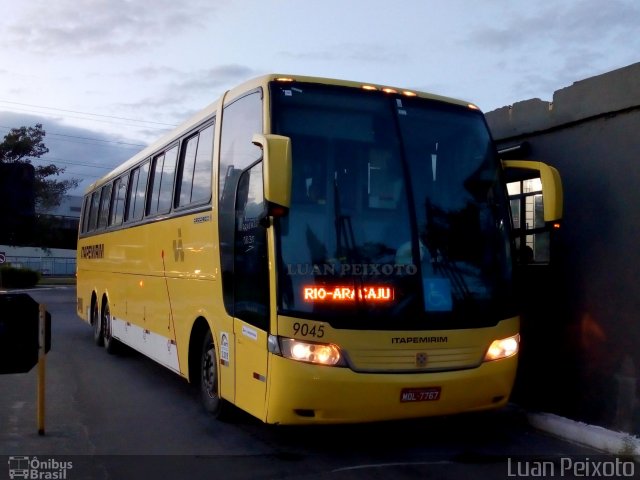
(271, 336, 345, 366)
(483, 334, 520, 362)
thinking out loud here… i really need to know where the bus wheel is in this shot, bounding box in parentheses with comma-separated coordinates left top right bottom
(92, 299, 104, 347)
(102, 302, 118, 354)
(200, 330, 230, 419)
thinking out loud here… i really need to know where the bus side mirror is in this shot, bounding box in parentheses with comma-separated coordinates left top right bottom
(502, 160, 563, 223)
(252, 134, 292, 215)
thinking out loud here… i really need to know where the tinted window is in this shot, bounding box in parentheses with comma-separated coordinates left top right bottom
(81, 196, 91, 233)
(98, 183, 113, 228)
(177, 135, 199, 207)
(191, 124, 214, 204)
(126, 161, 150, 222)
(148, 145, 177, 215)
(219, 91, 262, 203)
(234, 162, 269, 329)
(109, 175, 129, 226)
(271, 82, 514, 330)
(176, 123, 214, 208)
(219, 91, 263, 315)
(88, 190, 101, 231)
(97, 183, 112, 229)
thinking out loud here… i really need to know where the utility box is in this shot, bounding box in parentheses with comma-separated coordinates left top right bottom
(0, 294, 51, 374)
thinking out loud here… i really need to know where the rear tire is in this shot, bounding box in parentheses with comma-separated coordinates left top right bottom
(200, 330, 232, 420)
(92, 299, 103, 346)
(102, 302, 119, 354)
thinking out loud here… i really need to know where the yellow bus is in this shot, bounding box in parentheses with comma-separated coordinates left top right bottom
(76, 74, 563, 424)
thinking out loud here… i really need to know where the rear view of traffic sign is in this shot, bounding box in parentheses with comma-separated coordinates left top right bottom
(0, 293, 51, 374)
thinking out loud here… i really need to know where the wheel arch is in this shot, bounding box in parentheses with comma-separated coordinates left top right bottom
(100, 291, 109, 312)
(188, 316, 212, 385)
(90, 291, 98, 325)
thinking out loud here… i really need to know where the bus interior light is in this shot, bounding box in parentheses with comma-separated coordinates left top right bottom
(276, 77, 295, 82)
(402, 90, 417, 97)
(382, 87, 397, 94)
(278, 337, 345, 366)
(362, 85, 378, 91)
(484, 334, 520, 362)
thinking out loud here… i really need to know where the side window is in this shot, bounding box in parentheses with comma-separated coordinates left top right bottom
(219, 91, 262, 203)
(148, 145, 178, 216)
(177, 135, 199, 207)
(191, 124, 214, 204)
(97, 183, 112, 229)
(88, 190, 101, 232)
(126, 160, 150, 222)
(81, 195, 91, 233)
(109, 175, 129, 226)
(176, 123, 214, 207)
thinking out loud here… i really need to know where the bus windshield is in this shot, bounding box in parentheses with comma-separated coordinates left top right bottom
(271, 82, 515, 330)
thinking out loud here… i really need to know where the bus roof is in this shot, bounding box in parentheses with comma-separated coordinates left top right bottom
(84, 74, 476, 194)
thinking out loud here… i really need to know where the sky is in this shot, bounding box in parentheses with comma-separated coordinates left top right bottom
(0, 0, 638, 196)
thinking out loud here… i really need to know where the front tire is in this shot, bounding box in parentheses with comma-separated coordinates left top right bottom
(200, 330, 232, 419)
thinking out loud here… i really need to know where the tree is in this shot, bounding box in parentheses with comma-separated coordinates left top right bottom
(0, 123, 78, 209)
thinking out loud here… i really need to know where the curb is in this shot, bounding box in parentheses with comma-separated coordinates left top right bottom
(528, 412, 640, 458)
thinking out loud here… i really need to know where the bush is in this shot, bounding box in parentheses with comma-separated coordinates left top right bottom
(0, 266, 41, 288)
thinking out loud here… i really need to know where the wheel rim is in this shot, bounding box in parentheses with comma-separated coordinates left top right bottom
(202, 343, 217, 399)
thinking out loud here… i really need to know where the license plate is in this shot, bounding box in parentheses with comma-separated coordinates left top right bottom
(400, 387, 441, 402)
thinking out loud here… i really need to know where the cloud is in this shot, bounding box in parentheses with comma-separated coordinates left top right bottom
(461, 0, 640, 108)
(115, 64, 256, 126)
(467, 0, 640, 51)
(279, 42, 409, 64)
(3, 0, 221, 56)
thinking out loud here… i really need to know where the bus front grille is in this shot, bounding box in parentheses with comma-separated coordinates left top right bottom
(346, 346, 483, 373)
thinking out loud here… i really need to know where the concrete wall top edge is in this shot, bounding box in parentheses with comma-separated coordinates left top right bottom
(486, 62, 640, 141)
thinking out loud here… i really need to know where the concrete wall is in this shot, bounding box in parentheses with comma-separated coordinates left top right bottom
(486, 62, 640, 433)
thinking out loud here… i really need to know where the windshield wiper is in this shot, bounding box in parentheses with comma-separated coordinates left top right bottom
(333, 173, 365, 303)
(425, 201, 472, 303)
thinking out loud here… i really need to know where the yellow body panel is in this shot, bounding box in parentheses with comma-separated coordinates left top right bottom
(77, 210, 223, 379)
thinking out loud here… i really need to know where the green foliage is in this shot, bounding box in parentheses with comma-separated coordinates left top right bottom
(0, 123, 79, 209)
(0, 266, 41, 288)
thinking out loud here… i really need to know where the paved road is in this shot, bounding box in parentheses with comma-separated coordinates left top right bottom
(0, 288, 627, 479)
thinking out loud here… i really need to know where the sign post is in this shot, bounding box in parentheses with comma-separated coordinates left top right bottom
(0, 293, 51, 435)
(38, 303, 46, 435)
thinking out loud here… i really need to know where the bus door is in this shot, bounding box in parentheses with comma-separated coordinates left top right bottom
(232, 161, 270, 419)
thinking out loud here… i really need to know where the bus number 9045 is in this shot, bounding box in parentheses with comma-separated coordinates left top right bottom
(292, 322, 325, 338)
